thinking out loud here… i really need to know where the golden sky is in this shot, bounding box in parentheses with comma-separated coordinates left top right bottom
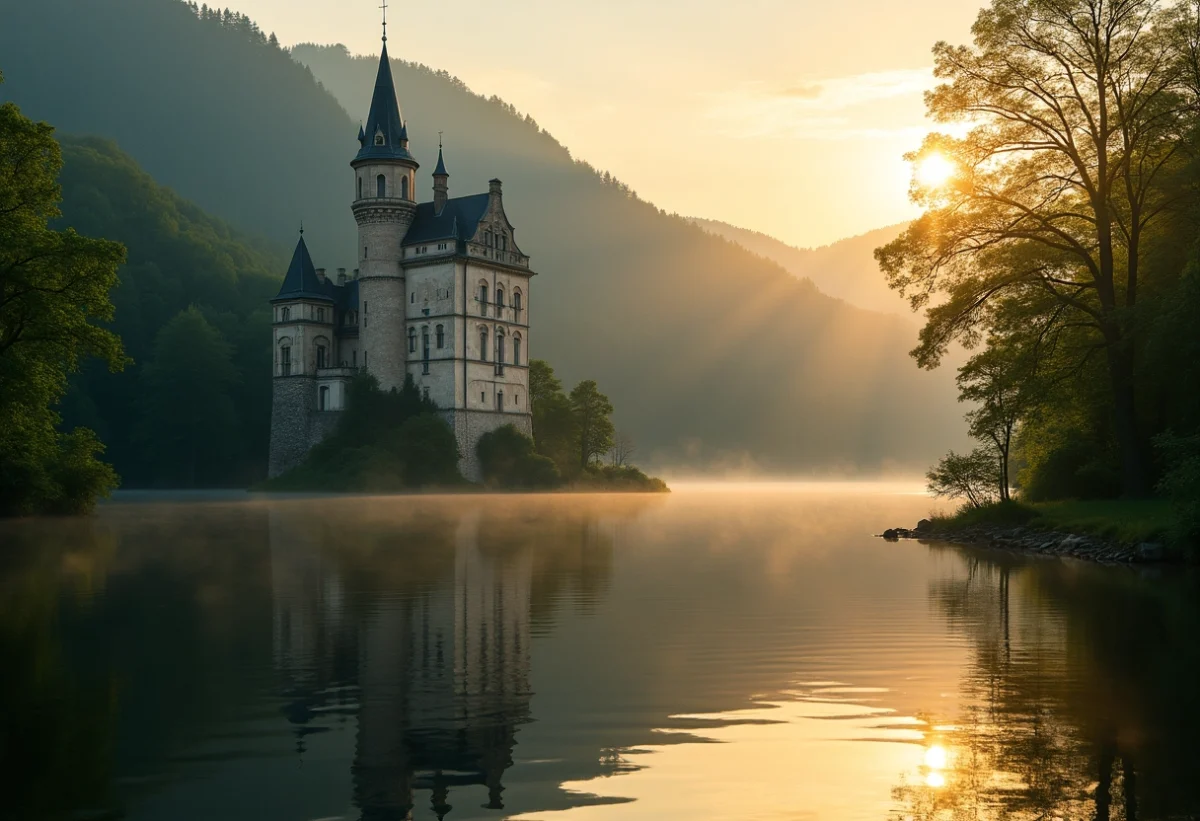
(230, 0, 983, 248)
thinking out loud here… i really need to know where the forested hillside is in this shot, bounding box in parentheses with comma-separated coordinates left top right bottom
(690, 219, 909, 315)
(0, 0, 964, 475)
(56, 137, 283, 486)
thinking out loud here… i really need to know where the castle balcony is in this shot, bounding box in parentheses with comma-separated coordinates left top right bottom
(467, 244, 529, 268)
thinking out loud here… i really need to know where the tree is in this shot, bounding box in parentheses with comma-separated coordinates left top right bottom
(927, 449, 1004, 508)
(137, 307, 239, 487)
(529, 359, 577, 474)
(876, 0, 1200, 496)
(609, 431, 636, 468)
(0, 73, 125, 515)
(477, 425, 561, 489)
(569, 380, 615, 469)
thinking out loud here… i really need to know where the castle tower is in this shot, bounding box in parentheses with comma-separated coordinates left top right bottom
(352, 33, 418, 391)
(432, 143, 449, 214)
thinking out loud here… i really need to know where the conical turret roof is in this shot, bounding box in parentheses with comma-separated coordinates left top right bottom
(355, 42, 415, 163)
(273, 234, 334, 302)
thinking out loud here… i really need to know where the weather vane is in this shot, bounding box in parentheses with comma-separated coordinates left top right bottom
(299, 220, 304, 236)
(380, 0, 387, 41)
(439, 131, 443, 150)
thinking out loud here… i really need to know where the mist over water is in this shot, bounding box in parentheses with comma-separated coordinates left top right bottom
(2, 486, 1198, 820)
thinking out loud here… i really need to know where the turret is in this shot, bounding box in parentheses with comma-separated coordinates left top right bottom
(433, 143, 449, 215)
(351, 34, 418, 391)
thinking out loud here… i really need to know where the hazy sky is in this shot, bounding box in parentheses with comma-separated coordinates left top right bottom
(230, 0, 982, 248)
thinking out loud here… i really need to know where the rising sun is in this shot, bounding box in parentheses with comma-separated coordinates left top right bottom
(915, 152, 956, 189)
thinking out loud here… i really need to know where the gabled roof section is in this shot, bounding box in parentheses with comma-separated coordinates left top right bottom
(355, 42, 414, 163)
(273, 236, 334, 303)
(403, 193, 491, 245)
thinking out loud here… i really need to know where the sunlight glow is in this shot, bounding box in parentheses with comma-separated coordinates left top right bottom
(915, 152, 956, 190)
(924, 744, 947, 770)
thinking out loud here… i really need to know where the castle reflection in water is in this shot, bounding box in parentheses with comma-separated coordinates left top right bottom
(269, 506, 537, 820)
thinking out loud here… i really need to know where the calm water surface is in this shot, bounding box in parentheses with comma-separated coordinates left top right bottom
(2, 485, 1199, 820)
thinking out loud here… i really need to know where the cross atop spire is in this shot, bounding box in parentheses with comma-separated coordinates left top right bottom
(380, 0, 388, 42)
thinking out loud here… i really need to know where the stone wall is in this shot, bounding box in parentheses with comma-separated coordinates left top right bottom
(443, 409, 533, 482)
(268, 376, 343, 478)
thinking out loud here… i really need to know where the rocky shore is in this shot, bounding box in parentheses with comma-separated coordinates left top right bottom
(880, 520, 1172, 565)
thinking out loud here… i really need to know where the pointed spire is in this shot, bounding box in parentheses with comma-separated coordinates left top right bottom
(354, 39, 415, 163)
(433, 135, 450, 213)
(434, 145, 449, 177)
(273, 233, 333, 302)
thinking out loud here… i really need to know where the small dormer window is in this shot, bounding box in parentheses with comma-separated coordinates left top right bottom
(375, 131, 385, 146)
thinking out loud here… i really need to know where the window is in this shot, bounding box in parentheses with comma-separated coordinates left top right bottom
(281, 306, 290, 321)
(422, 328, 430, 358)
(497, 390, 504, 411)
(501, 234, 508, 251)
(316, 345, 327, 369)
(497, 331, 506, 365)
(411, 292, 415, 304)
(495, 287, 504, 308)
(280, 345, 291, 376)
(377, 174, 386, 198)
(319, 386, 329, 410)
(435, 324, 444, 348)
(374, 132, 384, 146)
(481, 391, 486, 403)
(401, 176, 409, 200)
(364, 300, 368, 327)
(478, 283, 488, 315)
(513, 290, 522, 312)
(485, 230, 493, 247)
(480, 327, 488, 361)
(408, 327, 417, 353)
(353, 350, 357, 367)
(357, 177, 363, 199)
(364, 350, 368, 366)
(317, 307, 325, 323)
(515, 393, 520, 406)
(513, 334, 521, 366)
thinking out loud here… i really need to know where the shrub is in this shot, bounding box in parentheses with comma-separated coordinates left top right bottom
(1157, 433, 1200, 552)
(477, 425, 562, 489)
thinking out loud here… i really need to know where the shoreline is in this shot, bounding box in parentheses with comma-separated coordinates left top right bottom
(881, 522, 1174, 565)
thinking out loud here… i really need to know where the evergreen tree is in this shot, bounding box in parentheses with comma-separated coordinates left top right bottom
(137, 307, 240, 487)
(569, 380, 614, 469)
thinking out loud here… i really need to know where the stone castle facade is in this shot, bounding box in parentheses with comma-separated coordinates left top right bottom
(267, 33, 535, 481)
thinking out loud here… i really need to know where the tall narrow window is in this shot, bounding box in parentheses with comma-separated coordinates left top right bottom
(513, 291, 522, 312)
(401, 176, 409, 200)
(319, 386, 329, 410)
(408, 327, 416, 354)
(377, 174, 386, 198)
(495, 287, 504, 309)
(364, 350, 368, 366)
(281, 306, 291, 321)
(435, 324, 445, 349)
(357, 177, 363, 199)
(480, 327, 488, 361)
(422, 328, 430, 374)
(513, 335, 522, 366)
(316, 345, 326, 369)
(317, 307, 325, 323)
(353, 350, 357, 367)
(479, 283, 488, 316)
(497, 390, 504, 411)
(280, 346, 291, 376)
(497, 332, 506, 365)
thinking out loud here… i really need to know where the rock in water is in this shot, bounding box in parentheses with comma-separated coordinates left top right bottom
(915, 519, 933, 533)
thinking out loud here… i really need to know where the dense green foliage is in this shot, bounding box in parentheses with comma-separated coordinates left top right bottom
(931, 498, 1177, 547)
(884, 0, 1200, 526)
(54, 137, 281, 487)
(265, 374, 462, 491)
(0, 79, 123, 515)
(0, 0, 967, 474)
(477, 425, 562, 489)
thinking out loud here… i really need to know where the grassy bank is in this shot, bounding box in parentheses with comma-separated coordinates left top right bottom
(931, 499, 1178, 546)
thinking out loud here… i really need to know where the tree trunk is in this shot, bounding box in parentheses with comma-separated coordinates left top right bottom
(1105, 343, 1150, 497)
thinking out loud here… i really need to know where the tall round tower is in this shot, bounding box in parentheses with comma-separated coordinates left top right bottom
(351, 34, 418, 391)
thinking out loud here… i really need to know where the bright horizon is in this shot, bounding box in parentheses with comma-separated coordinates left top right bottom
(222, 0, 982, 249)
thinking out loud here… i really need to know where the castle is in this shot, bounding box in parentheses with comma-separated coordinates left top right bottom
(268, 29, 535, 481)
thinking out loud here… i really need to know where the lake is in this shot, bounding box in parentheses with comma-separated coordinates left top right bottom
(2, 484, 1199, 820)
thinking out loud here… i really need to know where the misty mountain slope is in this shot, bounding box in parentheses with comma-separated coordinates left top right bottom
(0, 2, 963, 470)
(690, 219, 910, 315)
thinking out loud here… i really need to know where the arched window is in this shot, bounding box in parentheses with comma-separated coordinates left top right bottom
(513, 334, 522, 366)
(495, 287, 504, 308)
(435, 324, 445, 348)
(357, 177, 363, 199)
(480, 327, 489, 361)
(319, 386, 329, 411)
(408, 327, 416, 354)
(316, 344, 327, 369)
(281, 306, 290, 321)
(377, 174, 386, 198)
(513, 290, 522, 312)
(478, 282, 488, 315)
(422, 327, 430, 373)
(501, 233, 508, 251)
(497, 390, 504, 411)
(496, 330, 506, 365)
(280, 344, 292, 376)
(401, 176, 409, 200)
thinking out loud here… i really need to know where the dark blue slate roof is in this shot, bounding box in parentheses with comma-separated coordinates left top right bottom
(403, 193, 490, 245)
(273, 236, 333, 302)
(433, 146, 449, 177)
(273, 236, 358, 310)
(355, 42, 414, 163)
